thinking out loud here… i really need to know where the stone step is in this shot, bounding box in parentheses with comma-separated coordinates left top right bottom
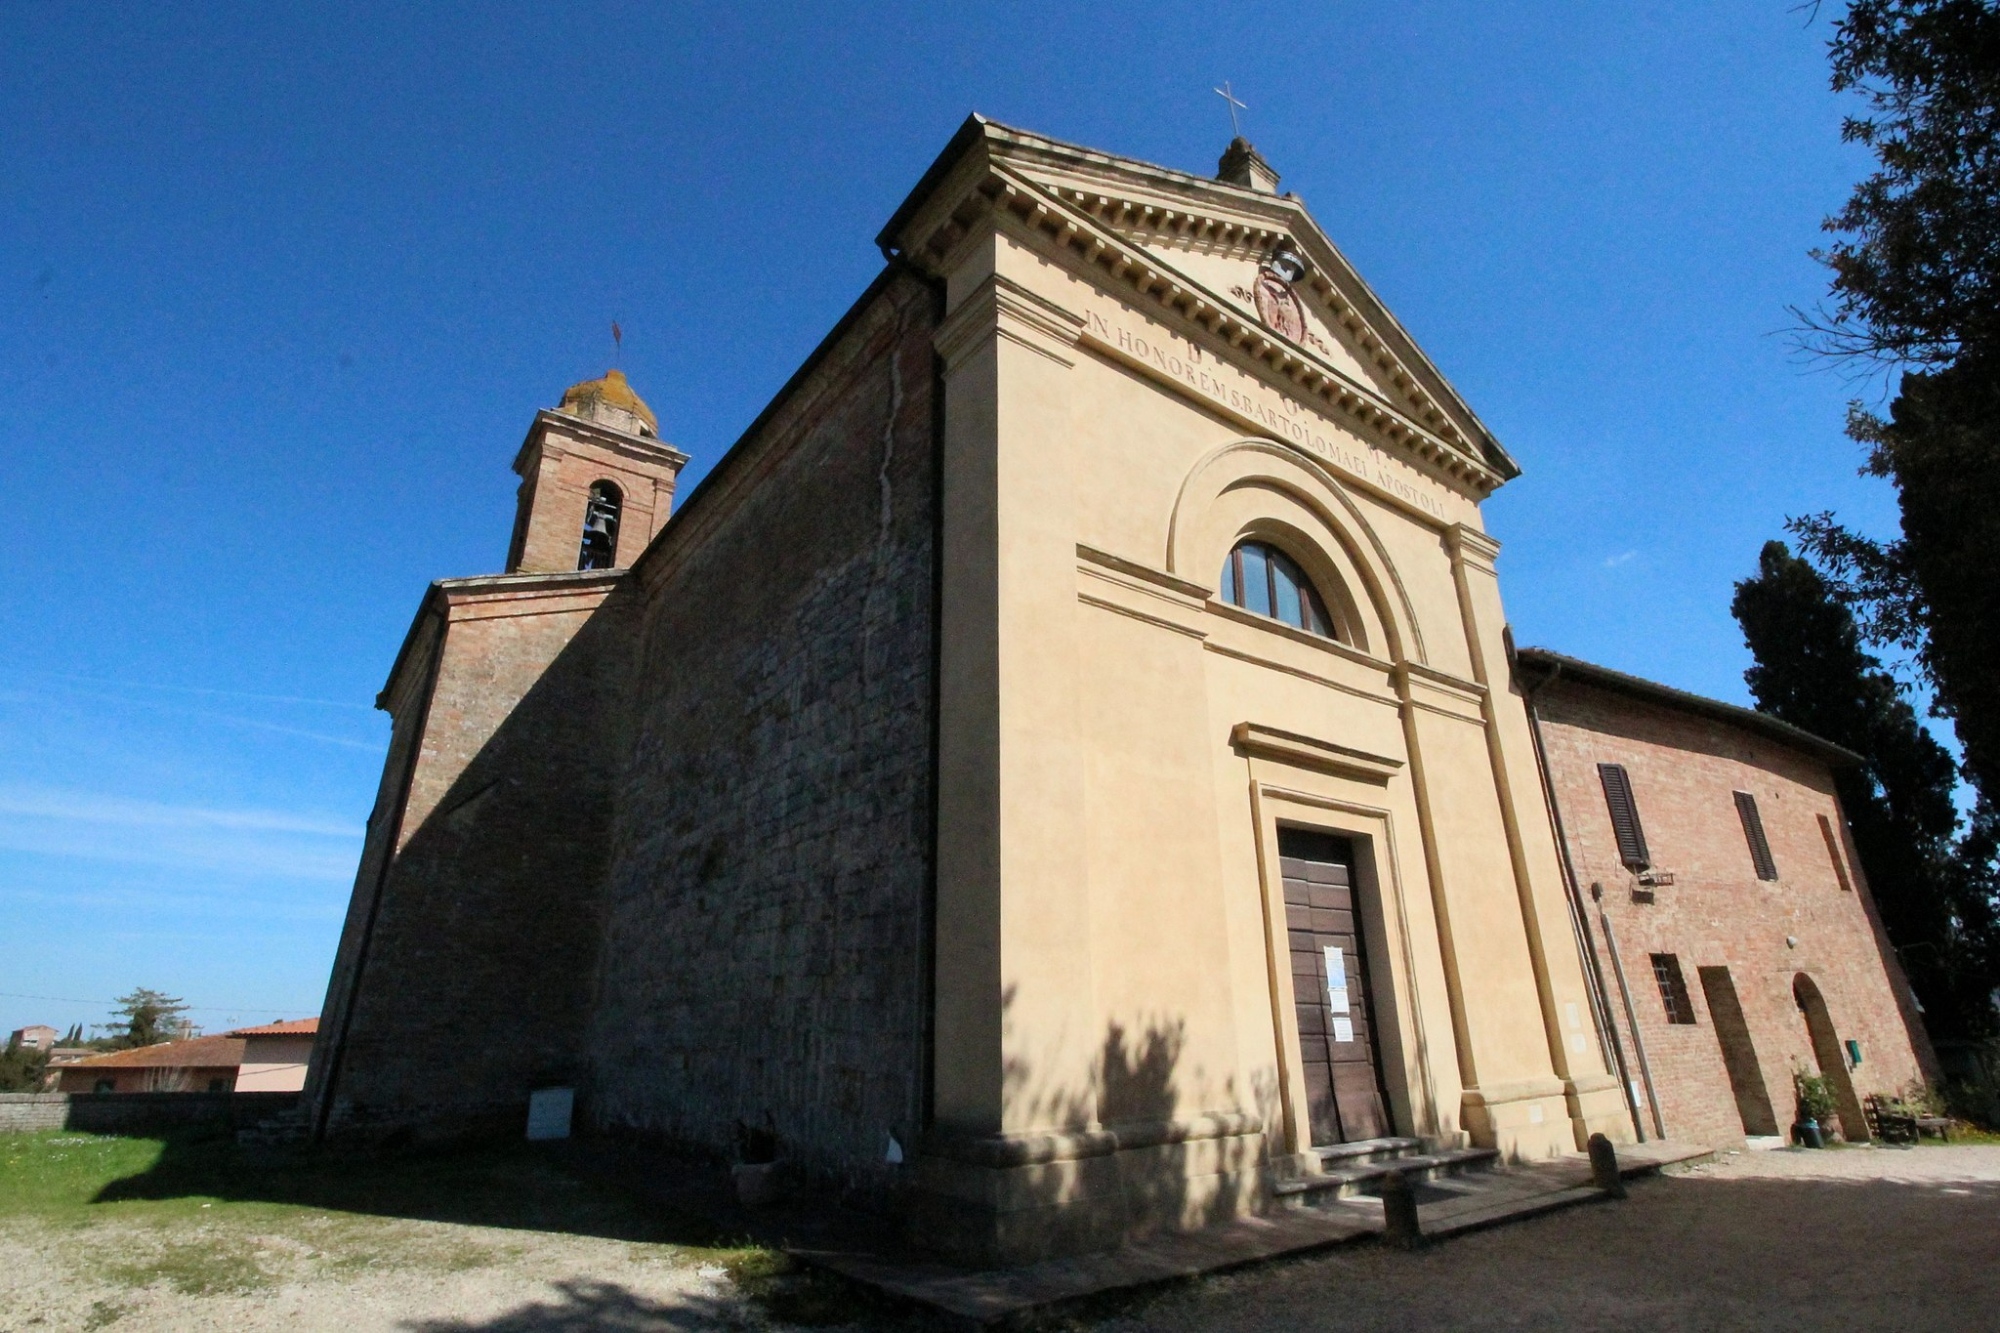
(1273, 1146, 1500, 1204)
(1310, 1136, 1426, 1168)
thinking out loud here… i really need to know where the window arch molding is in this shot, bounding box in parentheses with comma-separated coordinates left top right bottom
(1219, 523, 1364, 647)
(1167, 439, 1422, 664)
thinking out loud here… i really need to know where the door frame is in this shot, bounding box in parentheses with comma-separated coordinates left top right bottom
(1249, 781, 1434, 1161)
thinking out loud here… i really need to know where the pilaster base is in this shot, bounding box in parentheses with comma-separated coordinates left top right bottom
(1461, 1079, 1579, 1160)
(904, 1113, 1267, 1268)
(1563, 1073, 1636, 1148)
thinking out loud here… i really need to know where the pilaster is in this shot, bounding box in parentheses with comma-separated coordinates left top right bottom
(1444, 524, 1629, 1149)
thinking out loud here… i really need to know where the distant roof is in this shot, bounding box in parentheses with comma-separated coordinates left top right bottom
(227, 1018, 318, 1037)
(1515, 648, 1863, 769)
(70, 1035, 246, 1069)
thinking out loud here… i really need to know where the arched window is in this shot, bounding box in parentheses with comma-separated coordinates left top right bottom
(1219, 540, 1337, 638)
(577, 481, 623, 571)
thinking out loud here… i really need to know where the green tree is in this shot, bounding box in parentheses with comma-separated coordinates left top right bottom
(1792, 0, 2000, 822)
(1796, 364, 2000, 807)
(1734, 540, 1998, 1037)
(103, 989, 192, 1049)
(0, 1035, 50, 1093)
(1802, 0, 2000, 366)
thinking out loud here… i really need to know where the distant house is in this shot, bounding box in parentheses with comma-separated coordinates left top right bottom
(59, 1035, 246, 1093)
(8, 1025, 57, 1052)
(57, 1019, 318, 1094)
(40, 1047, 98, 1090)
(231, 1019, 318, 1091)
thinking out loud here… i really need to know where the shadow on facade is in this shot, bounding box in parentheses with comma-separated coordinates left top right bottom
(1795, 973, 1870, 1141)
(312, 582, 642, 1144)
(918, 989, 1267, 1265)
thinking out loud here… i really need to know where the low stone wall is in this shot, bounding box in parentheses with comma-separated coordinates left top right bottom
(0, 1092, 298, 1135)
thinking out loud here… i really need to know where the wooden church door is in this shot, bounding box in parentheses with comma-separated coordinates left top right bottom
(1279, 827, 1392, 1145)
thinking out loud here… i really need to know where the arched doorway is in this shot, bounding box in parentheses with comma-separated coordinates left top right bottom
(1794, 974, 1868, 1141)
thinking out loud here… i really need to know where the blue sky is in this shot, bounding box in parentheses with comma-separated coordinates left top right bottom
(0, 2, 1913, 1038)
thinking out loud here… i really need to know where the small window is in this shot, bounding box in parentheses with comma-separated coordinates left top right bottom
(1650, 954, 1697, 1024)
(1597, 763, 1650, 870)
(1817, 814, 1853, 892)
(93, 1078, 114, 1094)
(1735, 791, 1778, 881)
(577, 481, 623, 571)
(1218, 541, 1336, 638)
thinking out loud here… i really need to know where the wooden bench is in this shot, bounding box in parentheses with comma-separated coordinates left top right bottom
(1866, 1094, 1952, 1144)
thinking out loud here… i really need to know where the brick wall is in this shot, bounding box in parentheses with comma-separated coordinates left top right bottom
(315, 575, 640, 1141)
(586, 270, 938, 1188)
(1531, 675, 1931, 1148)
(0, 1092, 297, 1135)
(509, 419, 684, 575)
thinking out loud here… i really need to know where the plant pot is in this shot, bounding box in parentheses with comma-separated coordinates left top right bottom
(732, 1160, 786, 1207)
(1792, 1119, 1824, 1149)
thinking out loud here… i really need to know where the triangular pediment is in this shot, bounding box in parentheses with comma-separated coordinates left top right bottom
(880, 118, 1517, 488)
(1014, 173, 1409, 408)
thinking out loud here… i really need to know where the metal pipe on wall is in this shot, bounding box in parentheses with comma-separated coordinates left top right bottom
(1520, 653, 1647, 1141)
(1596, 896, 1668, 1140)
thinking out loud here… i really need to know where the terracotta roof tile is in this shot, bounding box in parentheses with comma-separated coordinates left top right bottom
(227, 1018, 318, 1037)
(71, 1035, 246, 1069)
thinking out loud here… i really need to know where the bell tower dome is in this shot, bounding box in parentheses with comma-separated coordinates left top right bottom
(505, 369, 689, 574)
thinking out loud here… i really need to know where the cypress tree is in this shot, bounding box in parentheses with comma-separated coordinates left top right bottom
(1734, 539, 1996, 1038)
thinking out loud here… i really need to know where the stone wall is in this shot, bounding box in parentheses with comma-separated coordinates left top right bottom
(315, 574, 640, 1141)
(0, 1092, 297, 1135)
(586, 270, 938, 1189)
(1530, 676, 1931, 1148)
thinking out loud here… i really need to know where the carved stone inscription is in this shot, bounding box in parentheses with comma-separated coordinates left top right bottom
(1081, 306, 1449, 521)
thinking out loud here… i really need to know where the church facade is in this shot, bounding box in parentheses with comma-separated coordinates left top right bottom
(305, 119, 1930, 1265)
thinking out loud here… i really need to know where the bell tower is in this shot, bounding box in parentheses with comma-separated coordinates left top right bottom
(505, 369, 689, 574)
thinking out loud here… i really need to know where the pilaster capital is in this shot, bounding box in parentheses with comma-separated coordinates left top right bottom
(1444, 523, 1502, 574)
(934, 273, 1086, 371)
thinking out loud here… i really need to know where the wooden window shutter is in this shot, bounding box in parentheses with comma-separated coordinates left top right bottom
(1817, 813, 1853, 892)
(1735, 791, 1779, 881)
(1597, 763, 1650, 870)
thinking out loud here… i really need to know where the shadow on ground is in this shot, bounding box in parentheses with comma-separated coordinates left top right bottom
(1067, 1160, 2000, 1332)
(399, 1279, 739, 1333)
(89, 1132, 932, 1326)
(91, 1133, 742, 1249)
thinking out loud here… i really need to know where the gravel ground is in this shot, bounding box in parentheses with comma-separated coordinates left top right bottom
(1083, 1144, 2000, 1332)
(0, 1214, 774, 1333)
(3, 1145, 1995, 1332)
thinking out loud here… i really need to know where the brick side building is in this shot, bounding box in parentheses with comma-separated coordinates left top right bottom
(1519, 650, 1934, 1149)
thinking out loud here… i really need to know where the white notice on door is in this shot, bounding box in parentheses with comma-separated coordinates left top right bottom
(1323, 946, 1350, 1014)
(1332, 1017, 1355, 1043)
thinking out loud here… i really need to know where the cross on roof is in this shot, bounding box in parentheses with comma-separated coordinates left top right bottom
(1213, 82, 1247, 138)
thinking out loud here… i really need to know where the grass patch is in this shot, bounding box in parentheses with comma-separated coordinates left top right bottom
(106, 1237, 272, 1296)
(81, 1298, 126, 1330)
(0, 1134, 178, 1219)
(1923, 1124, 2000, 1147)
(723, 1250, 909, 1327)
(0, 1127, 723, 1243)
(1, 1128, 784, 1304)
